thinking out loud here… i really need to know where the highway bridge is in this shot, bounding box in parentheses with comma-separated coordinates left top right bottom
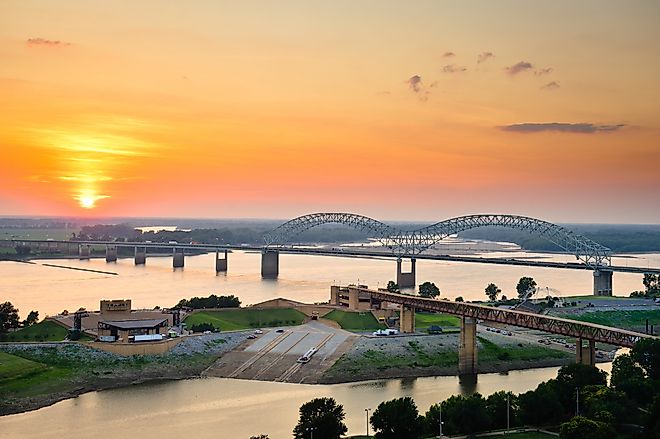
(332, 286, 658, 374)
(4, 213, 660, 295)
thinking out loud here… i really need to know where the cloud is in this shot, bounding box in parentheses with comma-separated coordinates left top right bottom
(442, 51, 456, 58)
(535, 67, 553, 76)
(405, 75, 430, 101)
(505, 61, 533, 75)
(541, 81, 560, 90)
(26, 37, 71, 47)
(499, 123, 626, 133)
(477, 52, 494, 64)
(442, 64, 467, 73)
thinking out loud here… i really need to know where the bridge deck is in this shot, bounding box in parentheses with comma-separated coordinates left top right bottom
(362, 288, 657, 348)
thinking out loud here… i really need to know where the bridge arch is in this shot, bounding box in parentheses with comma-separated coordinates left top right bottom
(263, 212, 403, 252)
(408, 214, 611, 268)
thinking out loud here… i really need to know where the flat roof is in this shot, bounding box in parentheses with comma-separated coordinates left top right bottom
(100, 319, 167, 330)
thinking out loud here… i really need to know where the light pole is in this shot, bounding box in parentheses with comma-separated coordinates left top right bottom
(438, 404, 443, 439)
(575, 387, 580, 417)
(506, 393, 510, 435)
(306, 427, 316, 439)
(365, 408, 371, 437)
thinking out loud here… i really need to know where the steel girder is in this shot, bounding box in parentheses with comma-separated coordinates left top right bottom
(264, 213, 612, 269)
(365, 289, 652, 348)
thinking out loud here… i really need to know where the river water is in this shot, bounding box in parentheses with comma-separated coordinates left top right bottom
(0, 250, 654, 438)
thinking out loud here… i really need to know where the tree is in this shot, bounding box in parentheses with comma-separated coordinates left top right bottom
(292, 397, 347, 439)
(516, 277, 537, 299)
(645, 396, 660, 439)
(434, 393, 490, 436)
(386, 281, 400, 293)
(418, 282, 440, 298)
(643, 273, 659, 295)
(23, 310, 39, 327)
(518, 380, 564, 426)
(485, 391, 518, 430)
(0, 302, 20, 332)
(610, 354, 652, 405)
(559, 416, 614, 439)
(455, 296, 464, 302)
(371, 397, 424, 439)
(485, 283, 501, 302)
(249, 435, 269, 439)
(631, 338, 660, 380)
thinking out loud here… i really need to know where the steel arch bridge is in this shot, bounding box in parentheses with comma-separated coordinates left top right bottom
(264, 213, 612, 269)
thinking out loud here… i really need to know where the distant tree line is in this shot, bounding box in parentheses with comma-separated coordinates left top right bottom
(285, 339, 660, 438)
(174, 294, 241, 309)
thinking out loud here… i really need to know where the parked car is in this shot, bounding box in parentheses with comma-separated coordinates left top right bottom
(275, 329, 285, 333)
(247, 335, 256, 339)
(254, 329, 263, 334)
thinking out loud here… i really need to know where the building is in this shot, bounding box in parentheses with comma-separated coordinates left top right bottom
(97, 318, 169, 343)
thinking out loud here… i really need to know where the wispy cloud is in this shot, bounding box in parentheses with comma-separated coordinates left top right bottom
(405, 75, 429, 101)
(442, 64, 467, 73)
(500, 123, 626, 133)
(505, 61, 533, 75)
(477, 52, 494, 64)
(535, 67, 553, 76)
(541, 81, 560, 90)
(442, 51, 456, 58)
(26, 37, 71, 47)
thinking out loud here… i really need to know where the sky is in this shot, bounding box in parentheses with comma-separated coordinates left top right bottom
(1, 1, 659, 223)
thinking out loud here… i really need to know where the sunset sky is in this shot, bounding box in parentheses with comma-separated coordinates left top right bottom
(1, 1, 659, 223)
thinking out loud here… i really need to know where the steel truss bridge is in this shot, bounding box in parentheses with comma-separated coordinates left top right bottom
(265, 213, 612, 269)
(364, 288, 653, 348)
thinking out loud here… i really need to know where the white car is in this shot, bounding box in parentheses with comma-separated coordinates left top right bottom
(254, 329, 263, 334)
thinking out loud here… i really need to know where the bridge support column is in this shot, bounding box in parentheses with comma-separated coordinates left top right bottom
(459, 317, 478, 375)
(396, 258, 416, 289)
(330, 285, 340, 306)
(400, 305, 416, 333)
(173, 249, 185, 268)
(134, 247, 146, 265)
(347, 286, 360, 310)
(261, 250, 279, 278)
(105, 245, 117, 262)
(78, 244, 91, 260)
(593, 270, 613, 296)
(576, 338, 595, 367)
(215, 250, 228, 273)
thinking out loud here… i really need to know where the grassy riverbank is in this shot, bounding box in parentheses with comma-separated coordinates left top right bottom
(184, 308, 307, 331)
(415, 312, 461, 330)
(324, 310, 385, 331)
(561, 309, 660, 332)
(0, 321, 95, 342)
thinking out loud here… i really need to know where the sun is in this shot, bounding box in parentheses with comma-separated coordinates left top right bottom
(79, 195, 96, 209)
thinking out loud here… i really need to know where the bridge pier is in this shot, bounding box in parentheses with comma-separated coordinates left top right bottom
(576, 338, 596, 366)
(330, 285, 340, 306)
(261, 250, 279, 278)
(134, 247, 146, 265)
(215, 250, 228, 273)
(105, 245, 117, 262)
(593, 270, 613, 296)
(400, 305, 416, 333)
(78, 244, 91, 260)
(459, 316, 478, 375)
(173, 248, 185, 268)
(348, 286, 360, 310)
(396, 258, 416, 288)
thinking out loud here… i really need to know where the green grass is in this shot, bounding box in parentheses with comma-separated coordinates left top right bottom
(562, 310, 660, 332)
(415, 312, 461, 330)
(0, 321, 70, 342)
(346, 433, 556, 439)
(324, 310, 385, 331)
(184, 308, 307, 331)
(0, 351, 47, 381)
(478, 337, 571, 362)
(0, 228, 78, 241)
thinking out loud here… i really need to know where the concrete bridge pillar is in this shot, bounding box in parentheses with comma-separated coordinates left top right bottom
(400, 305, 416, 333)
(459, 316, 478, 375)
(396, 258, 416, 289)
(173, 248, 185, 268)
(593, 270, 613, 296)
(78, 244, 91, 260)
(134, 247, 146, 265)
(576, 338, 595, 367)
(215, 250, 228, 273)
(261, 250, 279, 278)
(347, 286, 360, 310)
(105, 245, 117, 262)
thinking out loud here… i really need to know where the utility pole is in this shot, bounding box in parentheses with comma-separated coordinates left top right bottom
(439, 404, 443, 439)
(575, 387, 580, 417)
(506, 392, 510, 434)
(365, 408, 371, 437)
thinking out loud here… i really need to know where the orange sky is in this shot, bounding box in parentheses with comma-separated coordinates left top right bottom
(1, 1, 659, 223)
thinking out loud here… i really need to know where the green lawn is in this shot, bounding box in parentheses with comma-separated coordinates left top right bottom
(0, 351, 46, 381)
(0, 321, 71, 342)
(478, 337, 570, 362)
(562, 310, 660, 332)
(324, 310, 385, 331)
(347, 433, 555, 439)
(415, 312, 461, 330)
(184, 308, 307, 331)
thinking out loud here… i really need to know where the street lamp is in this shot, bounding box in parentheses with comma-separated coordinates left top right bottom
(506, 393, 510, 435)
(306, 426, 317, 439)
(438, 404, 444, 439)
(575, 387, 580, 417)
(365, 408, 371, 437)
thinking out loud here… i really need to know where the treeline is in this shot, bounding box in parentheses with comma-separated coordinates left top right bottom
(174, 294, 241, 309)
(460, 224, 660, 253)
(284, 339, 659, 439)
